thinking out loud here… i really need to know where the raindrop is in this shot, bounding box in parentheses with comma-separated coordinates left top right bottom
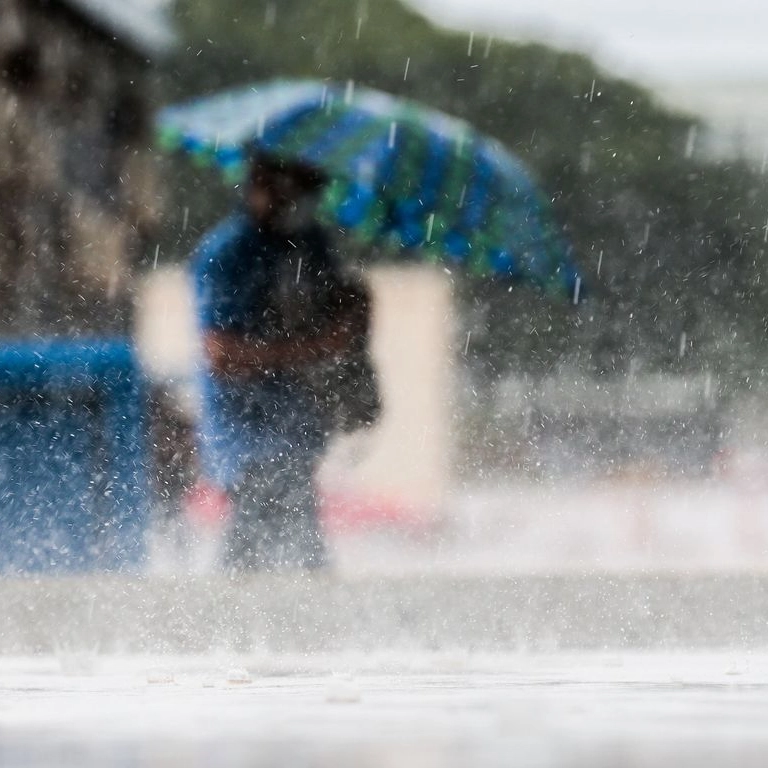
(344, 80, 355, 104)
(597, 249, 603, 276)
(704, 372, 713, 399)
(483, 35, 493, 58)
(425, 213, 435, 242)
(107, 266, 119, 300)
(147, 668, 174, 685)
(388, 121, 397, 149)
(227, 668, 252, 685)
(467, 31, 475, 57)
(580, 146, 592, 173)
(403, 57, 411, 81)
(684, 125, 697, 158)
(589, 79, 596, 103)
(325, 675, 361, 703)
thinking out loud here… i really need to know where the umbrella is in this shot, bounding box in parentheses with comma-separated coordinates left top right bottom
(157, 79, 581, 298)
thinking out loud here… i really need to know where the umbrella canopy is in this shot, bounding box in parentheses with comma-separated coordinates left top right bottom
(157, 79, 581, 297)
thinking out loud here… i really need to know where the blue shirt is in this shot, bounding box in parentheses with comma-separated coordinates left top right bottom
(191, 212, 341, 487)
(193, 212, 337, 337)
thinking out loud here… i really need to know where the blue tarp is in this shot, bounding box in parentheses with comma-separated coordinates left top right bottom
(0, 338, 149, 573)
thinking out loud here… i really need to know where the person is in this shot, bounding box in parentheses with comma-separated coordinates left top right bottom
(191, 153, 379, 570)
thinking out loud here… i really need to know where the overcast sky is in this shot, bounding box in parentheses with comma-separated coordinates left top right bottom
(405, 0, 768, 86)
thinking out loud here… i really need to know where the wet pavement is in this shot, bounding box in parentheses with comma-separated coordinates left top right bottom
(4, 571, 768, 654)
(1, 653, 766, 767)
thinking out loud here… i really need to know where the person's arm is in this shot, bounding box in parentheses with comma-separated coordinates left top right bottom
(203, 300, 366, 379)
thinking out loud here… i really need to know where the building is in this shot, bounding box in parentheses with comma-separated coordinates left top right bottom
(0, 0, 175, 336)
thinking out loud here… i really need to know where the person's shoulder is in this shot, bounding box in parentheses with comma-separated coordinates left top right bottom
(193, 212, 254, 263)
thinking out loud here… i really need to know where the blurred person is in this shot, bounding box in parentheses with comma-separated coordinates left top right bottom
(191, 153, 379, 570)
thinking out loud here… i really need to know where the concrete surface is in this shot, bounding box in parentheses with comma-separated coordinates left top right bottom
(3, 571, 768, 655)
(1, 652, 767, 767)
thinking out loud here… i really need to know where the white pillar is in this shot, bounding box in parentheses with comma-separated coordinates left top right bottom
(320, 265, 454, 523)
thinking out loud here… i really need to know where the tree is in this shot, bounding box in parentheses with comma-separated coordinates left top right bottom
(163, 0, 768, 397)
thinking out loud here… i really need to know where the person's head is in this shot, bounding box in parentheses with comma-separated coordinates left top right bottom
(246, 153, 326, 230)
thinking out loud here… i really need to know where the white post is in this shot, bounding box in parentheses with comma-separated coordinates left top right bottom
(320, 265, 454, 526)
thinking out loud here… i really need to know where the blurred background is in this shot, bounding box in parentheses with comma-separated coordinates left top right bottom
(5, 7, 768, 763)
(3, 0, 768, 575)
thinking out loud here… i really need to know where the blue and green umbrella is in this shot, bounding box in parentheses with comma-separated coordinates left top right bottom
(157, 79, 582, 298)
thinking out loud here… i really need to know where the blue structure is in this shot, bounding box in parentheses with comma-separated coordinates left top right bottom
(0, 338, 149, 573)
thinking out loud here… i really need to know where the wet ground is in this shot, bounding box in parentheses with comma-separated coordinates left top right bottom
(1, 652, 767, 767)
(5, 474, 768, 766)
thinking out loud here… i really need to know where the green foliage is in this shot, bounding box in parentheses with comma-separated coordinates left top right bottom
(163, 0, 768, 394)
